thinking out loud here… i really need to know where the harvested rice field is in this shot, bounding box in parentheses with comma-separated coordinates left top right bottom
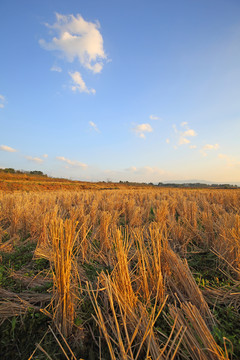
(1, 185, 240, 359)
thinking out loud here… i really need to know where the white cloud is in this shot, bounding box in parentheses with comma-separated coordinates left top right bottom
(50, 65, 62, 72)
(126, 166, 137, 172)
(40, 13, 107, 74)
(189, 145, 197, 149)
(43, 154, 48, 158)
(89, 121, 99, 132)
(200, 143, 220, 157)
(179, 137, 190, 145)
(218, 153, 240, 167)
(166, 138, 170, 144)
(182, 129, 197, 137)
(173, 123, 197, 146)
(133, 123, 153, 139)
(105, 166, 168, 183)
(56, 156, 87, 168)
(203, 143, 219, 150)
(69, 71, 96, 94)
(218, 153, 229, 160)
(0, 145, 17, 152)
(0, 94, 6, 108)
(128, 165, 167, 181)
(200, 150, 208, 157)
(26, 156, 44, 164)
(149, 114, 159, 120)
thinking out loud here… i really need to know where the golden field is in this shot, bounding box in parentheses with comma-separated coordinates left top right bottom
(0, 175, 240, 359)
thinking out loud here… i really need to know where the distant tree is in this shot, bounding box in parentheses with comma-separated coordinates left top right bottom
(4, 168, 15, 173)
(30, 170, 44, 176)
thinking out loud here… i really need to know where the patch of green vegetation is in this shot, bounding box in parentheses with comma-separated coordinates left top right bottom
(0, 263, 6, 285)
(118, 213, 126, 226)
(82, 261, 112, 282)
(0, 243, 36, 271)
(30, 281, 53, 293)
(149, 207, 155, 222)
(33, 257, 50, 271)
(187, 250, 230, 285)
(213, 305, 240, 359)
(0, 263, 23, 291)
(0, 242, 51, 292)
(187, 250, 240, 358)
(1, 231, 10, 242)
(0, 309, 62, 360)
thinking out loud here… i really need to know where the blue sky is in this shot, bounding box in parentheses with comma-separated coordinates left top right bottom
(1, 0, 240, 183)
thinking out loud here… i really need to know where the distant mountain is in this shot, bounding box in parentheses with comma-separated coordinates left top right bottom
(163, 179, 240, 186)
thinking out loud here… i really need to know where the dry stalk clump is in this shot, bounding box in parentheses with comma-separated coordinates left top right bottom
(213, 214, 240, 277)
(0, 288, 50, 322)
(88, 273, 183, 360)
(47, 217, 81, 338)
(111, 227, 137, 308)
(168, 301, 229, 360)
(132, 222, 167, 304)
(163, 245, 214, 325)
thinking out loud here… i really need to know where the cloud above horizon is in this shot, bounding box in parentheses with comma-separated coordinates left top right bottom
(56, 156, 87, 168)
(203, 143, 219, 150)
(50, 65, 62, 72)
(173, 122, 197, 146)
(218, 153, 240, 167)
(39, 13, 107, 74)
(89, 121, 99, 132)
(69, 71, 96, 94)
(0, 94, 6, 108)
(103, 166, 168, 183)
(149, 114, 160, 120)
(133, 123, 153, 138)
(0, 144, 17, 152)
(104, 165, 168, 183)
(26, 156, 44, 164)
(200, 143, 220, 156)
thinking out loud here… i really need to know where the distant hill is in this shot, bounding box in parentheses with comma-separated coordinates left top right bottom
(163, 179, 240, 186)
(0, 169, 150, 191)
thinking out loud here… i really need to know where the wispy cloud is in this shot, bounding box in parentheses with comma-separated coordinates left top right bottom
(26, 156, 44, 163)
(69, 71, 96, 94)
(56, 156, 87, 168)
(203, 143, 219, 150)
(200, 143, 219, 156)
(43, 154, 48, 158)
(149, 114, 160, 120)
(182, 129, 197, 137)
(125, 166, 137, 172)
(173, 122, 197, 146)
(104, 165, 168, 183)
(133, 123, 153, 139)
(0, 144, 17, 152)
(89, 121, 99, 132)
(179, 137, 190, 145)
(166, 138, 170, 144)
(218, 153, 240, 167)
(124, 166, 167, 182)
(39, 13, 107, 74)
(50, 65, 62, 72)
(0, 94, 6, 109)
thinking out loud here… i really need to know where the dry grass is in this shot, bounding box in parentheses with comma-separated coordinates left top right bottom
(1, 187, 240, 359)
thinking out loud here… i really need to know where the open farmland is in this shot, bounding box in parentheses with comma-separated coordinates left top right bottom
(1, 182, 240, 359)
